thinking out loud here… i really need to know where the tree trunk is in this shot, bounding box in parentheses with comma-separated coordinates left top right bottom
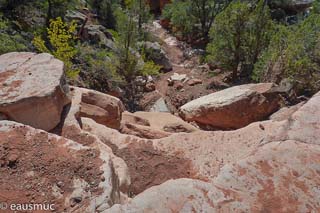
(46, 0, 53, 27)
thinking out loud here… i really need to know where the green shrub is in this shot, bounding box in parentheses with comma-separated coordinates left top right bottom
(0, 33, 28, 54)
(254, 13, 320, 94)
(162, 0, 230, 40)
(33, 17, 79, 78)
(206, 0, 274, 80)
(76, 43, 117, 92)
(0, 18, 28, 54)
(162, 1, 196, 36)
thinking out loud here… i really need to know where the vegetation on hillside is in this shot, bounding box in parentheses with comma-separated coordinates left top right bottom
(253, 10, 320, 94)
(0, 0, 320, 109)
(206, 0, 274, 80)
(33, 17, 79, 78)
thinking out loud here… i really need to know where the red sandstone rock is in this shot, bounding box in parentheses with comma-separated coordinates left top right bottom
(0, 52, 70, 131)
(105, 91, 320, 212)
(179, 83, 282, 130)
(0, 121, 121, 212)
(187, 78, 203, 86)
(77, 87, 124, 130)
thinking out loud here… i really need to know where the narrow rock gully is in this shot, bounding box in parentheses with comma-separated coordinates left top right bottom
(142, 20, 226, 113)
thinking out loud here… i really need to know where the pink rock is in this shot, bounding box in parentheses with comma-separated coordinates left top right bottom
(0, 52, 70, 131)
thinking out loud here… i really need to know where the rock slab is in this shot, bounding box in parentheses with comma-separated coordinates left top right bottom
(0, 52, 70, 131)
(106, 91, 320, 212)
(77, 87, 125, 130)
(179, 83, 281, 129)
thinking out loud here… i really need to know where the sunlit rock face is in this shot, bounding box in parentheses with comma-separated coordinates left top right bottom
(0, 52, 70, 131)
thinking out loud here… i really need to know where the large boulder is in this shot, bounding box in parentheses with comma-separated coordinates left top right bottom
(140, 41, 172, 72)
(65, 10, 87, 25)
(73, 87, 125, 130)
(82, 25, 116, 51)
(120, 122, 171, 139)
(83, 91, 320, 203)
(121, 111, 151, 127)
(0, 121, 122, 212)
(0, 52, 70, 131)
(55, 86, 131, 201)
(179, 83, 282, 130)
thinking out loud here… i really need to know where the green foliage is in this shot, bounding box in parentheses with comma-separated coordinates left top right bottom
(89, 0, 119, 29)
(282, 15, 320, 88)
(191, 0, 231, 39)
(47, 0, 80, 21)
(206, 0, 274, 79)
(76, 43, 117, 92)
(0, 17, 28, 54)
(141, 60, 161, 76)
(127, 0, 152, 31)
(253, 11, 320, 94)
(162, 0, 230, 39)
(109, 6, 159, 110)
(162, 1, 195, 36)
(112, 7, 159, 81)
(33, 17, 79, 78)
(313, 0, 320, 14)
(0, 33, 28, 54)
(114, 8, 138, 50)
(252, 24, 290, 81)
(1, 0, 79, 21)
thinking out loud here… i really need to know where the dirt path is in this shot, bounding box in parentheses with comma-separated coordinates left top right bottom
(148, 21, 201, 97)
(142, 21, 221, 112)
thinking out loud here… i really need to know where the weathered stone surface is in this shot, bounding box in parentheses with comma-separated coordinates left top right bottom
(187, 78, 203, 86)
(179, 83, 282, 130)
(140, 41, 172, 72)
(269, 101, 305, 121)
(106, 140, 320, 212)
(57, 87, 131, 202)
(154, 120, 285, 180)
(0, 120, 121, 212)
(283, 92, 320, 145)
(133, 111, 198, 133)
(105, 92, 320, 212)
(82, 112, 284, 194)
(149, 97, 170, 112)
(65, 10, 87, 24)
(120, 111, 197, 139)
(120, 122, 171, 139)
(212, 140, 320, 212)
(73, 87, 125, 130)
(0, 52, 70, 131)
(82, 118, 198, 196)
(169, 72, 187, 82)
(105, 179, 215, 213)
(82, 25, 116, 50)
(121, 111, 151, 127)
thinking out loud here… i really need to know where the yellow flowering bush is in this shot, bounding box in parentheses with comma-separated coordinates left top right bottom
(33, 17, 79, 78)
